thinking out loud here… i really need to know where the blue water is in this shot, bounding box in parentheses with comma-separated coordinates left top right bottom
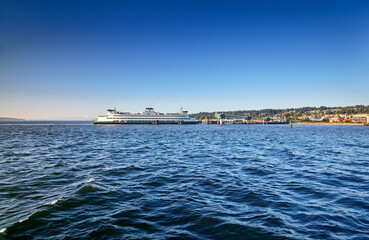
(0, 122, 369, 239)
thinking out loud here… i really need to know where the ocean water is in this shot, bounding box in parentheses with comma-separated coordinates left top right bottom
(0, 122, 369, 240)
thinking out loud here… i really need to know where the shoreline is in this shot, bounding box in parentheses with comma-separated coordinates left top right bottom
(294, 122, 367, 126)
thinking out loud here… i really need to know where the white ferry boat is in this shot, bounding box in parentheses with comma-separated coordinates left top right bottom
(93, 107, 198, 124)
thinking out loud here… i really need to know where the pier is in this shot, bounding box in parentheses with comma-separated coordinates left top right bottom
(232, 121, 288, 125)
(202, 114, 289, 125)
(206, 120, 224, 125)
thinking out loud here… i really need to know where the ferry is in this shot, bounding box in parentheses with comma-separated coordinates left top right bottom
(93, 107, 198, 125)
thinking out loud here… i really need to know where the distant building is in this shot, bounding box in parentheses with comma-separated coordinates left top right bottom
(351, 114, 369, 123)
(329, 116, 340, 123)
(329, 115, 345, 123)
(215, 113, 225, 120)
(309, 115, 324, 122)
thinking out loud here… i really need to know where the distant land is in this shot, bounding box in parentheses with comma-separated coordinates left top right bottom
(0, 117, 25, 121)
(191, 105, 369, 121)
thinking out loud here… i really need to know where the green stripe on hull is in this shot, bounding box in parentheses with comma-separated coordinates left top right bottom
(93, 120, 198, 125)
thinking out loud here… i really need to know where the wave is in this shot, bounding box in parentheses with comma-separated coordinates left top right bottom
(77, 185, 100, 194)
(85, 177, 95, 183)
(18, 217, 29, 223)
(2, 124, 369, 239)
(44, 199, 59, 205)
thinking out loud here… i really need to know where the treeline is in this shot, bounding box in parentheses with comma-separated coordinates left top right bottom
(191, 105, 369, 120)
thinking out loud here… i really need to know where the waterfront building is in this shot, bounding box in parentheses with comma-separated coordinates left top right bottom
(351, 114, 369, 124)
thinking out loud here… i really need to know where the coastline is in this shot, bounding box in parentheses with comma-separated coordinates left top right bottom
(294, 122, 367, 126)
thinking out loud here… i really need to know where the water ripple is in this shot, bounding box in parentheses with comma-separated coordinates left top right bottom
(0, 123, 369, 239)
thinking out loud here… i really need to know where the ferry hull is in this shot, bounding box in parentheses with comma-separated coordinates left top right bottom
(93, 120, 199, 125)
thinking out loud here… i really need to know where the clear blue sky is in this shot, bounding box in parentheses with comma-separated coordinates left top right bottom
(1, 0, 368, 119)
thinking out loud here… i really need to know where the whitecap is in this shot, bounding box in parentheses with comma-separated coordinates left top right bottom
(0, 228, 6, 233)
(19, 217, 29, 223)
(45, 199, 59, 205)
(86, 177, 95, 183)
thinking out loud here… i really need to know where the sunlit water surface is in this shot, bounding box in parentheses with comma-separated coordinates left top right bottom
(1, 122, 368, 239)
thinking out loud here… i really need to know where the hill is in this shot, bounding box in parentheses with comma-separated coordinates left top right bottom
(191, 105, 369, 120)
(0, 117, 26, 121)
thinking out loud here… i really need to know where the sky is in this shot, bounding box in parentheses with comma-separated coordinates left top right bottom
(0, 0, 368, 120)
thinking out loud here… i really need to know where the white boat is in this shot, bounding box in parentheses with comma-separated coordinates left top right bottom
(93, 107, 198, 125)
